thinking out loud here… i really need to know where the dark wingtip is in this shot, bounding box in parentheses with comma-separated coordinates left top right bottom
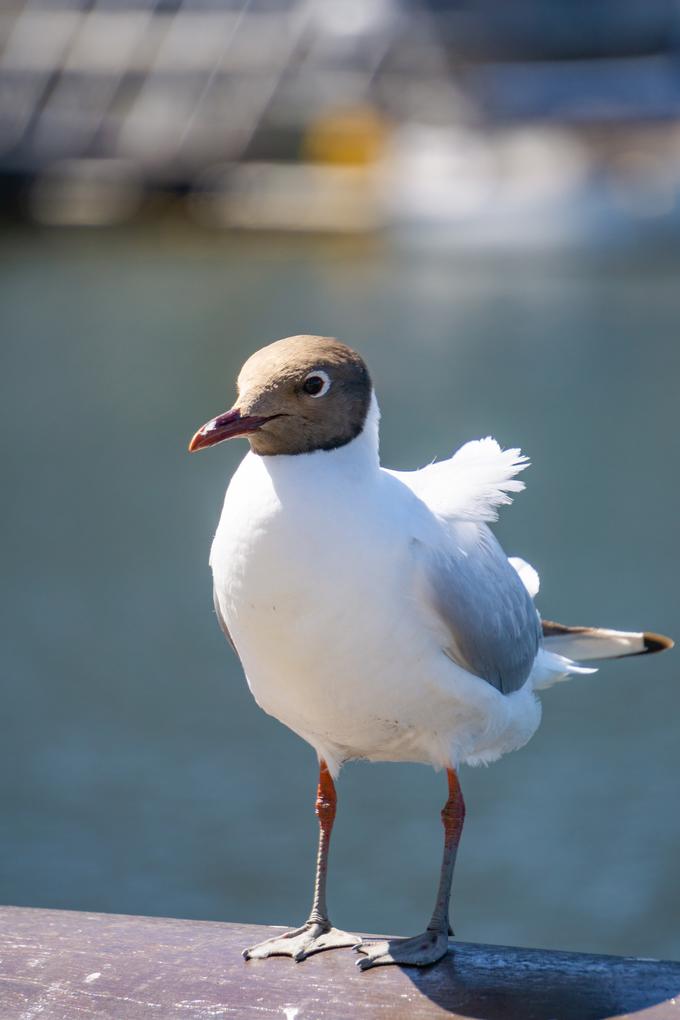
(643, 632, 674, 654)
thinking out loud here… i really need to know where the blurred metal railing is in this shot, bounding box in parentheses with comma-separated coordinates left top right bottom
(0, 1, 404, 174)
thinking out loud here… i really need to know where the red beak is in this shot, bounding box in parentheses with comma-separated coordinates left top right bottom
(188, 408, 274, 452)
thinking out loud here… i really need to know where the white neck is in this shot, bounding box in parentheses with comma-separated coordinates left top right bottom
(260, 390, 381, 482)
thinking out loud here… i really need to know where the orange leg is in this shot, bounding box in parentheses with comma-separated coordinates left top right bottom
(309, 760, 337, 925)
(356, 767, 465, 969)
(428, 768, 466, 935)
(243, 759, 357, 962)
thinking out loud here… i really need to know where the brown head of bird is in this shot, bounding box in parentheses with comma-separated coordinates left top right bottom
(189, 335, 372, 457)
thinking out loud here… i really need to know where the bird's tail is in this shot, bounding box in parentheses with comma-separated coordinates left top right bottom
(532, 619, 673, 690)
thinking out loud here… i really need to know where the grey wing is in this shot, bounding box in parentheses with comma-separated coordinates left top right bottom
(416, 523, 541, 695)
(213, 585, 237, 655)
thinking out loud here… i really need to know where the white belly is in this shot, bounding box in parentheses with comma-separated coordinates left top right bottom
(211, 451, 541, 774)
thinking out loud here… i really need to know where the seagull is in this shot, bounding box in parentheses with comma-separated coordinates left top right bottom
(189, 334, 672, 969)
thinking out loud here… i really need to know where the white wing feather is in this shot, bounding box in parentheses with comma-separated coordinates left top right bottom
(391, 437, 529, 523)
(508, 556, 540, 597)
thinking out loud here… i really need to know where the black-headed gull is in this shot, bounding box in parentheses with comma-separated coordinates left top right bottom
(189, 335, 672, 969)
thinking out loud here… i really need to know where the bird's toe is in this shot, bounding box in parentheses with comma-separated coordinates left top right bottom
(313, 927, 361, 953)
(243, 924, 309, 960)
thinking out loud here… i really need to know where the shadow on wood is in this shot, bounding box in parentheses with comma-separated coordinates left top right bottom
(0, 906, 679, 1019)
(401, 941, 680, 1019)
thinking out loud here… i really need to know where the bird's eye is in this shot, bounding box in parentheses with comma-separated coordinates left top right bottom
(302, 370, 331, 397)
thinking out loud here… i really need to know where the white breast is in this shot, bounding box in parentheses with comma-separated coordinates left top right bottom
(210, 424, 541, 774)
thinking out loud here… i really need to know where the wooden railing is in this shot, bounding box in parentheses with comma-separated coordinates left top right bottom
(1, 905, 679, 1019)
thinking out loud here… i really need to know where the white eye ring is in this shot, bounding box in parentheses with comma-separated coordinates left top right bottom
(303, 369, 331, 398)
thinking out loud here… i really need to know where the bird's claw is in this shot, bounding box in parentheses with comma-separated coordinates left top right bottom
(354, 929, 450, 969)
(243, 922, 358, 962)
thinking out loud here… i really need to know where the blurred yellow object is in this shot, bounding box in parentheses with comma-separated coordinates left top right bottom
(302, 106, 389, 167)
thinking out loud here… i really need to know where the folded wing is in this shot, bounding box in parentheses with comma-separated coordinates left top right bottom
(413, 524, 542, 696)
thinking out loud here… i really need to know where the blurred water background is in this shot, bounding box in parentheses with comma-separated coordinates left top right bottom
(1, 0, 679, 963)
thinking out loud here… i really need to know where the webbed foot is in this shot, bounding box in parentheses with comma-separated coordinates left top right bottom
(243, 921, 358, 962)
(355, 929, 450, 969)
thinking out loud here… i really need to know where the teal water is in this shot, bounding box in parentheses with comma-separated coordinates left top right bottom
(1, 226, 678, 960)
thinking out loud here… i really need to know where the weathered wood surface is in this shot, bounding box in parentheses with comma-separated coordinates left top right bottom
(1, 906, 679, 1020)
